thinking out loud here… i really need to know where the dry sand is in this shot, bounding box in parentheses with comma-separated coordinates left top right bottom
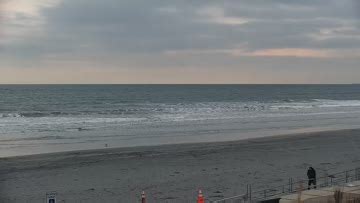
(1, 129, 360, 202)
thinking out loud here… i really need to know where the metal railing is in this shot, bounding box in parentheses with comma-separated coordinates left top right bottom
(210, 167, 360, 203)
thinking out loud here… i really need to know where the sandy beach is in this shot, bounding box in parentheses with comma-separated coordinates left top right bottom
(1, 129, 360, 202)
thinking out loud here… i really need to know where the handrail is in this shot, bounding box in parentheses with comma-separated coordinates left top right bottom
(210, 167, 360, 203)
(211, 193, 247, 203)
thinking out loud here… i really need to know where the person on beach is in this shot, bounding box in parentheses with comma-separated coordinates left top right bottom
(307, 167, 317, 189)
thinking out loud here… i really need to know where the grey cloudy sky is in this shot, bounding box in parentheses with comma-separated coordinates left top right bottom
(0, 0, 360, 84)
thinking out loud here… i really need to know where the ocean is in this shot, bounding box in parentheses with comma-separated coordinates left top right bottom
(1, 84, 360, 157)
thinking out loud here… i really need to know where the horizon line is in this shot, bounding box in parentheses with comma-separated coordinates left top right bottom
(0, 83, 358, 85)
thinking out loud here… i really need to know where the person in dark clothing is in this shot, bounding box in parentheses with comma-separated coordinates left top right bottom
(307, 167, 317, 189)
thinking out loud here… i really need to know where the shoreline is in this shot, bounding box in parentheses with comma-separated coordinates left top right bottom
(1, 128, 360, 202)
(1, 127, 359, 160)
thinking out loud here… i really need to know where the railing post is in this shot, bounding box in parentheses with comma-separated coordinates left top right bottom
(288, 178, 291, 192)
(246, 184, 248, 200)
(249, 184, 252, 203)
(356, 168, 360, 181)
(346, 171, 349, 183)
(324, 171, 328, 187)
(330, 176, 333, 186)
(246, 184, 249, 202)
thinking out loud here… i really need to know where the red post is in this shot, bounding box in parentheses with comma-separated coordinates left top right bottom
(197, 190, 204, 203)
(141, 191, 146, 203)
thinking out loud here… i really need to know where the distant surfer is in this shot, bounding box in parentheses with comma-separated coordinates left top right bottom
(307, 167, 317, 189)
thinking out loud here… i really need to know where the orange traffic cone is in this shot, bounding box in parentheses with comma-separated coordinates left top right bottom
(141, 191, 146, 203)
(197, 190, 204, 203)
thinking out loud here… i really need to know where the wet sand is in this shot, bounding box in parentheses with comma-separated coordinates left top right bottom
(1, 129, 360, 202)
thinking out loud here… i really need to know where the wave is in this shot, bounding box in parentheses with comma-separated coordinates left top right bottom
(314, 99, 360, 108)
(0, 111, 72, 118)
(0, 113, 23, 118)
(270, 99, 360, 110)
(1, 99, 360, 120)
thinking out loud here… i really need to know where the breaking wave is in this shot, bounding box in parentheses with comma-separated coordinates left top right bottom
(1, 100, 360, 120)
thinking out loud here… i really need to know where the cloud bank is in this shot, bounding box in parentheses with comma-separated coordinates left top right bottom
(0, 0, 359, 83)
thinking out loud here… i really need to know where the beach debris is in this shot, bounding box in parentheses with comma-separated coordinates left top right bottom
(197, 190, 205, 203)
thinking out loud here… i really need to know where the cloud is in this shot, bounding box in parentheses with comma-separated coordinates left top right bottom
(3, 0, 360, 55)
(2, 0, 59, 19)
(246, 48, 331, 58)
(0, 0, 60, 44)
(0, 0, 360, 83)
(308, 25, 360, 41)
(197, 6, 250, 25)
(165, 47, 360, 59)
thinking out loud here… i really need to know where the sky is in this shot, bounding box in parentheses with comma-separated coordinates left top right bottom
(0, 0, 360, 84)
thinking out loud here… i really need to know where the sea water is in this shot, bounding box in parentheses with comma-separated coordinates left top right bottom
(1, 85, 360, 156)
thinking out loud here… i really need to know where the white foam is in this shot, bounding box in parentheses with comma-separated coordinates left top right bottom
(269, 99, 360, 111)
(0, 113, 23, 118)
(314, 99, 360, 108)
